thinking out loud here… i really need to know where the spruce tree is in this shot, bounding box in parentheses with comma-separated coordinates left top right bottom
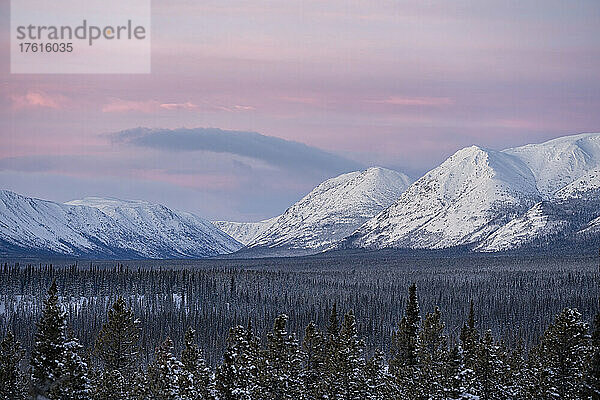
(323, 303, 343, 399)
(416, 307, 448, 399)
(474, 330, 506, 400)
(0, 331, 28, 400)
(94, 369, 127, 400)
(148, 337, 189, 400)
(52, 337, 92, 400)
(505, 339, 527, 400)
(390, 283, 421, 395)
(93, 297, 140, 399)
(130, 367, 149, 400)
(365, 349, 397, 400)
(94, 297, 140, 377)
(336, 310, 366, 400)
(30, 280, 68, 399)
(327, 302, 339, 340)
(260, 314, 303, 400)
(530, 308, 591, 399)
(302, 321, 327, 400)
(587, 309, 600, 399)
(216, 325, 259, 400)
(181, 327, 215, 400)
(459, 300, 479, 395)
(443, 346, 465, 400)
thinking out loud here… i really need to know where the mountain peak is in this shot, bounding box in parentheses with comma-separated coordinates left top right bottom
(238, 167, 412, 253)
(346, 145, 540, 250)
(503, 133, 600, 196)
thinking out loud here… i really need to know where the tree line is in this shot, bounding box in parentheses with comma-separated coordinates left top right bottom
(1, 281, 599, 400)
(2, 258, 598, 367)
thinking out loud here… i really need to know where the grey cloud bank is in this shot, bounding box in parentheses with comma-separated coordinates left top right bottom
(112, 127, 363, 175)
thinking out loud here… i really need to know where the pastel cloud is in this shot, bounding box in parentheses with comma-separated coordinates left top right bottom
(101, 98, 161, 113)
(10, 91, 67, 110)
(159, 102, 200, 111)
(101, 98, 255, 113)
(368, 96, 454, 107)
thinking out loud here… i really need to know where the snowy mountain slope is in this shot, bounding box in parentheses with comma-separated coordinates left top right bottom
(475, 202, 571, 252)
(0, 190, 128, 256)
(345, 146, 541, 250)
(554, 168, 600, 200)
(578, 216, 600, 235)
(212, 217, 278, 245)
(345, 133, 600, 252)
(246, 167, 412, 252)
(65, 197, 243, 257)
(503, 133, 600, 197)
(0, 190, 242, 258)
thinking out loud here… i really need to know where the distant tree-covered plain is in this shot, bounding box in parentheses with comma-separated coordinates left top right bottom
(1, 252, 598, 367)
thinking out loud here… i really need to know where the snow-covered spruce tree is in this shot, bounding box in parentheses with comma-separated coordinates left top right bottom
(443, 345, 465, 400)
(416, 307, 448, 399)
(0, 331, 28, 400)
(302, 321, 327, 400)
(322, 303, 343, 399)
(129, 367, 149, 400)
(148, 337, 191, 400)
(181, 327, 215, 400)
(30, 280, 68, 399)
(473, 330, 507, 400)
(501, 339, 527, 399)
(93, 297, 141, 399)
(92, 369, 126, 400)
(528, 308, 591, 400)
(52, 336, 92, 400)
(258, 314, 303, 400)
(336, 310, 367, 400)
(216, 324, 259, 400)
(587, 309, 600, 399)
(365, 349, 397, 400)
(459, 300, 479, 395)
(390, 283, 421, 395)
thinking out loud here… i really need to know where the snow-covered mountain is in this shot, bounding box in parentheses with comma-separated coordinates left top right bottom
(554, 168, 600, 200)
(345, 147, 540, 250)
(0, 190, 242, 258)
(475, 202, 571, 252)
(212, 217, 278, 246)
(241, 167, 412, 254)
(345, 133, 600, 252)
(3, 133, 599, 258)
(503, 133, 600, 197)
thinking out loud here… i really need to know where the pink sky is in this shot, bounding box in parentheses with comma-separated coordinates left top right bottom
(1, 0, 600, 220)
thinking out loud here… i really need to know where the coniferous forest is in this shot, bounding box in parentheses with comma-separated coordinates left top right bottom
(0, 254, 599, 399)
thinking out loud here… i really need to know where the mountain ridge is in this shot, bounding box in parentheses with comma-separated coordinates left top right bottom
(344, 133, 600, 253)
(0, 190, 242, 258)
